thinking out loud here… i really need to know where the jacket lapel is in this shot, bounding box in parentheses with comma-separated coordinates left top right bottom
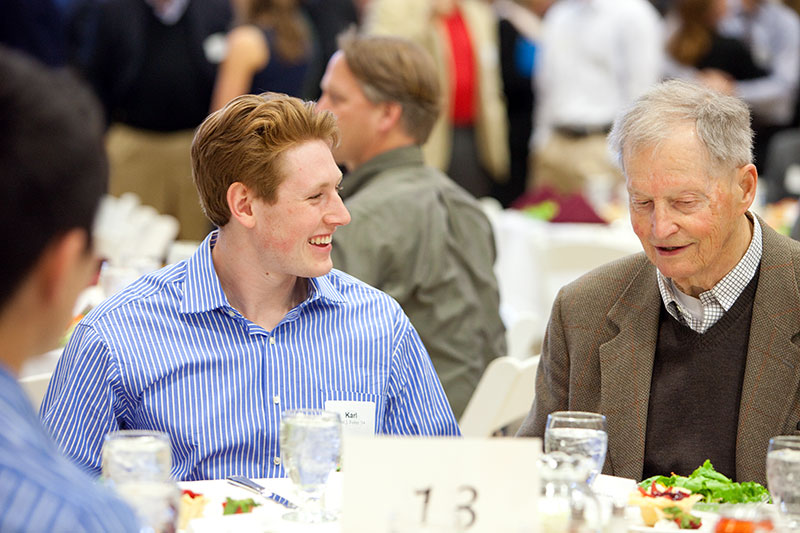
(599, 256, 661, 480)
(737, 220, 800, 483)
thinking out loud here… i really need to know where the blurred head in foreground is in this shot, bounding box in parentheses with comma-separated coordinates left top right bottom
(0, 45, 106, 369)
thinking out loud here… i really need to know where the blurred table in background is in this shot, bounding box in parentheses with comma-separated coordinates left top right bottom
(484, 207, 641, 358)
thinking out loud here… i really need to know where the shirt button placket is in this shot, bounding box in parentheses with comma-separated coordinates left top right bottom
(267, 332, 281, 476)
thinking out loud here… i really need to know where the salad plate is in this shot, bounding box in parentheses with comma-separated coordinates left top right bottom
(627, 509, 718, 532)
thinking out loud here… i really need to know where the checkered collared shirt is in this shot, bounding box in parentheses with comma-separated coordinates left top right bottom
(656, 214, 762, 334)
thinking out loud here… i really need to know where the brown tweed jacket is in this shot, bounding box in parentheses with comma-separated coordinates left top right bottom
(517, 216, 800, 485)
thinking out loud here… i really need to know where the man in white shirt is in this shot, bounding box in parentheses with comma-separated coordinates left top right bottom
(531, 0, 663, 200)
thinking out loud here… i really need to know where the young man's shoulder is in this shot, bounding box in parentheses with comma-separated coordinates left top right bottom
(322, 269, 403, 310)
(82, 261, 188, 327)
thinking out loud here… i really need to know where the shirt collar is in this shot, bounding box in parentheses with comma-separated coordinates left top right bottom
(146, 0, 190, 25)
(305, 273, 348, 305)
(0, 364, 37, 415)
(180, 231, 230, 314)
(181, 231, 348, 315)
(657, 212, 762, 312)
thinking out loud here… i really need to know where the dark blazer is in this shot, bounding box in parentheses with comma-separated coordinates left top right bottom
(518, 216, 800, 485)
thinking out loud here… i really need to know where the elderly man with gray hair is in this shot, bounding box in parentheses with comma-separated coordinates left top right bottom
(518, 79, 800, 485)
(318, 31, 506, 419)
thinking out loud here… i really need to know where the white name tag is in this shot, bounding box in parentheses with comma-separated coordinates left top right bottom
(342, 435, 541, 532)
(324, 400, 376, 436)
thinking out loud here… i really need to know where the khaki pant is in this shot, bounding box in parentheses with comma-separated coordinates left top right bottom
(529, 132, 623, 196)
(106, 124, 211, 241)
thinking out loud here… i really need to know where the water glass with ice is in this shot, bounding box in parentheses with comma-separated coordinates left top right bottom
(544, 411, 608, 484)
(766, 435, 800, 530)
(101, 430, 178, 533)
(280, 409, 342, 523)
(102, 430, 172, 483)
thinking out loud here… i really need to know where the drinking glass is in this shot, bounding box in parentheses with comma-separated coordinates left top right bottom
(280, 409, 342, 523)
(544, 411, 608, 484)
(102, 430, 172, 483)
(101, 430, 178, 533)
(766, 435, 800, 530)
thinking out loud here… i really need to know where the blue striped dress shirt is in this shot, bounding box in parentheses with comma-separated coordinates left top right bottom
(0, 367, 139, 532)
(41, 232, 460, 481)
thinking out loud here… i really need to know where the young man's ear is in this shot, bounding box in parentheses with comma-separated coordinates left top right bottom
(37, 229, 92, 304)
(227, 182, 257, 228)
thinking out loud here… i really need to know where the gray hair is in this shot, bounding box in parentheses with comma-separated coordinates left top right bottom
(608, 79, 753, 173)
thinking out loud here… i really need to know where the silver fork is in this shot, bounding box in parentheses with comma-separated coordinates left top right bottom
(226, 475, 298, 509)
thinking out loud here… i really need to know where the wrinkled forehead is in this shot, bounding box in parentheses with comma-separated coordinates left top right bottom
(622, 122, 734, 177)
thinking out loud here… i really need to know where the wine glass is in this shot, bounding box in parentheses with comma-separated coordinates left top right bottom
(766, 435, 800, 531)
(280, 409, 342, 523)
(101, 430, 179, 532)
(544, 411, 608, 484)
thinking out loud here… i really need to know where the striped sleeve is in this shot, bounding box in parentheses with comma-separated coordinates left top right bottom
(40, 323, 121, 477)
(384, 310, 461, 437)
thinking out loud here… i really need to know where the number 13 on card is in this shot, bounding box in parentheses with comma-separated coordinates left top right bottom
(414, 484, 478, 529)
(342, 436, 541, 532)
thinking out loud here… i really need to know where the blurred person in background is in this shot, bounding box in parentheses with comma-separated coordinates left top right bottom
(518, 79, 800, 486)
(210, 0, 313, 111)
(663, 0, 767, 83)
(493, 0, 553, 207)
(318, 31, 506, 419)
(717, 0, 800, 201)
(363, 0, 509, 200)
(73, 0, 232, 241)
(40, 92, 460, 482)
(0, 46, 138, 532)
(0, 0, 68, 66)
(300, 0, 360, 100)
(529, 0, 662, 208)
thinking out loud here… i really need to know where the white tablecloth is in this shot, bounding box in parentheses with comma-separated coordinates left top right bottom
(179, 474, 342, 533)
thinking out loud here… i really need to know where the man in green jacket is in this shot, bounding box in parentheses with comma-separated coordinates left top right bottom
(318, 32, 506, 418)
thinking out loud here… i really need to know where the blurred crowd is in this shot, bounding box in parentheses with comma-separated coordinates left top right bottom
(4, 0, 800, 232)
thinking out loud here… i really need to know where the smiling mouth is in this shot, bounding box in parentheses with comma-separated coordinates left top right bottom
(655, 244, 687, 253)
(309, 235, 332, 246)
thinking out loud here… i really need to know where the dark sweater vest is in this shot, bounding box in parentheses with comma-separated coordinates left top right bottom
(119, 12, 215, 131)
(642, 271, 759, 481)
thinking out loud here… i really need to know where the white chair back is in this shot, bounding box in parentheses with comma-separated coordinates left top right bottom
(505, 311, 541, 360)
(459, 355, 540, 437)
(536, 230, 639, 321)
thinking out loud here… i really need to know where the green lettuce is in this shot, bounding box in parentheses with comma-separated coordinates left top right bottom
(639, 460, 770, 504)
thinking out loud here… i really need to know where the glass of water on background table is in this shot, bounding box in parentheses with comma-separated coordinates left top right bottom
(280, 409, 342, 523)
(544, 411, 608, 484)
(101, 430, 179, 533)
(766, 435, 800, 531)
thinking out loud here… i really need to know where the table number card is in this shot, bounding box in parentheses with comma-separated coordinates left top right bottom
(342, 435, 541, 532)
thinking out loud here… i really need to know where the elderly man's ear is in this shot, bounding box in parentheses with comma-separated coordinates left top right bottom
(736, 163, 758, 211)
